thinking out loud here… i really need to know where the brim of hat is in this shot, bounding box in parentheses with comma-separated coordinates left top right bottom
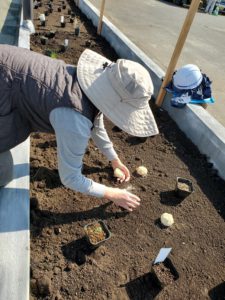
(77, 49, 159, 137)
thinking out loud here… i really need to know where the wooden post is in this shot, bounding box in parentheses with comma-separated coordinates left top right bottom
(97, 0, 106, 35)
(155, 0, 201, 107)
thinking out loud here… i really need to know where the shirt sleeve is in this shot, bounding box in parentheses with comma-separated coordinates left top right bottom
(91, 113, 118, 161)
(49, 107, 106, 198)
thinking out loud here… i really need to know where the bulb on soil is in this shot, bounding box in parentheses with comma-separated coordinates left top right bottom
(136, 166, 148, 177)
(160, 213, 174, 227)
(114, 168, 124, 179)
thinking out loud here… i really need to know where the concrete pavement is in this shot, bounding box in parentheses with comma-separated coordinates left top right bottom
(0, 1, 30, 299)
(89, 0, 225, 127)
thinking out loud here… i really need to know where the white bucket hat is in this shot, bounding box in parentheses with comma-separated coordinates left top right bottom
(77, 49, 159, 137)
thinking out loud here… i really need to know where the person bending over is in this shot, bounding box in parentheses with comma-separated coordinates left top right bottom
(0, 45, 158, 211)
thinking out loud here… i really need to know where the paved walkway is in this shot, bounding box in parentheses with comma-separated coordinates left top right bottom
(0, 141, 30, 300)
(0, 1, 30, 299)
(89, 0, 225, 127)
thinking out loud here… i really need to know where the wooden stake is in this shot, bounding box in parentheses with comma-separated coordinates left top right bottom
(97, 0, 106, 35)
(155, 0, 201, 107)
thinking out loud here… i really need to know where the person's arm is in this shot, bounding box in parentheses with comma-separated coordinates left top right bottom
(50, 107, 106, 197)
(91, 113, 118, 161)
(91, 113, 130, 182)
(50, 108, 140, 211)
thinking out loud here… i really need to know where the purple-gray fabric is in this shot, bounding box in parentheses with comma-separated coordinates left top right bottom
(0, 44, 98, 153)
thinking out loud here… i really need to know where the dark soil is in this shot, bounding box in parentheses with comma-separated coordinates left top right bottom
(30, 1, 225, 299)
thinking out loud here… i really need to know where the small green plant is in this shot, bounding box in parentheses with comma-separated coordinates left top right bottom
(45, 49, 58, 59)
(50, 52, 58, 59)
(94, 226, 103, 233)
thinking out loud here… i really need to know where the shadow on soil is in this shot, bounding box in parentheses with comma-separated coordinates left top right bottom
(208, 281, 225, 300)
(62, 237, 95, 266)
(30, 164, 113, 189)
(30, 166, 62, 188)
(82, 163, 112, 176)
(155, 107, 225, 221)
(125, 136, 148, 146)
(123, 272, 162, 300)
(154, 218, 169, 230)
(160, 190, 184, 206)
(30, 200, 128, 236)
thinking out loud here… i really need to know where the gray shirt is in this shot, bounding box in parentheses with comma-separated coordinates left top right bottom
(49, 107, 118, 198)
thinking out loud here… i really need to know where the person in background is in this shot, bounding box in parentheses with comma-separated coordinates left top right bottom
(0, 45, 158, 211)
(205, 0, 218, 13)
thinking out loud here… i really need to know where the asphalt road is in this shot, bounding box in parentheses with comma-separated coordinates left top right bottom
(89, 0, 225, 127)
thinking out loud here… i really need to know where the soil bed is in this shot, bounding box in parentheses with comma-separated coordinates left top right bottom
(30, 1, 225, 299)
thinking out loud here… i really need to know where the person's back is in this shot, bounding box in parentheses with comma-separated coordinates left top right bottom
(0, 44, 97, 152)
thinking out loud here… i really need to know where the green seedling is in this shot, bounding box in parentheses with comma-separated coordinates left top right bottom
(94, 226, 103, 233)
(50, 52, 57, 59)
(45, 50, 57, 58)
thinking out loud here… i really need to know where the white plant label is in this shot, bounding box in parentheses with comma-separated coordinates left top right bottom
(64, 39, 69, 47)
(39, 14, 45, 22)
(154, 247, 172, 265)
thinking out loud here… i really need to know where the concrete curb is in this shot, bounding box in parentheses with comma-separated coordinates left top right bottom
(18, 24, 31, 48)
(78, 0, 225, 180)
(0, 5, 30, 300)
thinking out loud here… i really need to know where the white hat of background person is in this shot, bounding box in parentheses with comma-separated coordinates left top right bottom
(77, 49, 159, 137)
(173, 64, 203, 90)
